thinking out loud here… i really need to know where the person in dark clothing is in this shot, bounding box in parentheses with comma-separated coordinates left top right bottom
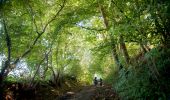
(93, 77, 98, 86)
(99, 78, 103, 86)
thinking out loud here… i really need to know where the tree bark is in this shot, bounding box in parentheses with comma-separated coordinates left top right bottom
(29, 57, 45, 87)
(99, 4, 122, 69)
(0, 20, 12, 100)
(0, 19, 11, 84)
(110, 36, 122, 69)
(119, 35, 130, 64)
(42, 53, 49, 80)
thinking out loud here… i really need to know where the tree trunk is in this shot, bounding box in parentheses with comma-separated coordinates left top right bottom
(42, 53, 49, 80)
(29, 49, 51, 86)
(49, 50, 58, 85)
(0, 18, 11, 100)
(110, 36, 122, 69)
(99, 4, 122, 69)
(29, 57, 45, 87)
(0, 19, 11, 84)
(119, 35, 130, 64)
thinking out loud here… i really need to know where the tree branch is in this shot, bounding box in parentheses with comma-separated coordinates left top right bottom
(111, 0, 129, 19)
(40, 0, 66, 34)
(27, 2, 40, 35)
(13, 0, 66, 66)
(78, 25, 106, 31)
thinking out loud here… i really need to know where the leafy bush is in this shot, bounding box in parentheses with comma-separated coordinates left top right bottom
(111, 47, 170, 99)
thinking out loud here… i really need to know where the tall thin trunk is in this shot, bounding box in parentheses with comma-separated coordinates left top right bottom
(110, 36, 121, 68)
(29, 57, 45, 87)
(119, 35, 130, 64)
(50, 50, 57, 84)
(29, 49, 51, 86)
(42, 53, 49, 80)
(0, 19, 11, 84)
(99, 4, 122, 69)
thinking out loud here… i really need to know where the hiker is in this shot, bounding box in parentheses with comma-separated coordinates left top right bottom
(99, 78, 103, 86)
(93, 77, 98, 86)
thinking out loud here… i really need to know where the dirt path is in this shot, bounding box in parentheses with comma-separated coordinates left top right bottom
(59, 85, 119, 100)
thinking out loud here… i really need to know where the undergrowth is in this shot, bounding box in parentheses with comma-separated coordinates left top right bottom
(109, 47, 170, 99)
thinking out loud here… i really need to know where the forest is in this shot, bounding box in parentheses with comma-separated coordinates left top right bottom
(0, 0, 170, 100)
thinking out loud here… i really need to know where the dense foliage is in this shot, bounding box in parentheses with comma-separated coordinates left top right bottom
(0, 0, 170, 99)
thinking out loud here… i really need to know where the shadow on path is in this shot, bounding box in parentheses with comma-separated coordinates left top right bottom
(59, 85, 119, 100)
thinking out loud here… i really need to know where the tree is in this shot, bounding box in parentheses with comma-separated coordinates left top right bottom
(0, 0, 66, 84)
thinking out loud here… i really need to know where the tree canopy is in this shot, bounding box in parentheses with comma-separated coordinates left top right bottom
(0, 0, 170, 99)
